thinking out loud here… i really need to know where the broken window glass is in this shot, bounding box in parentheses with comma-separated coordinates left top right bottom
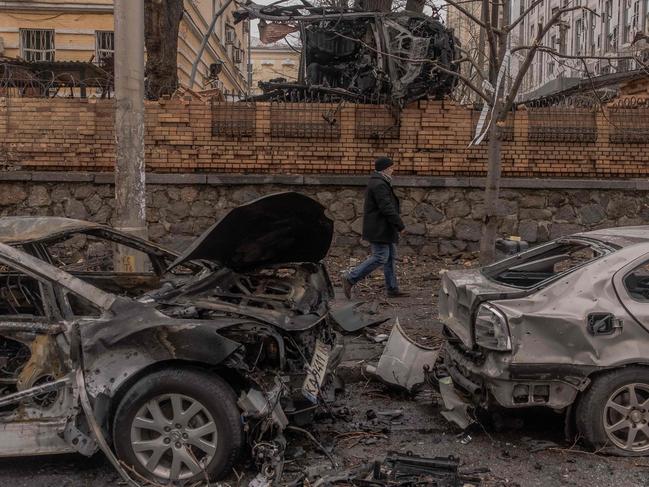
(483, 240, 607, 289)
(624, 260, 649, 302)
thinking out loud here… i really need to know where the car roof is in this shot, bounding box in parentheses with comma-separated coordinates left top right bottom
(577, 226, 649, 248)
(0, 217, 105, 244)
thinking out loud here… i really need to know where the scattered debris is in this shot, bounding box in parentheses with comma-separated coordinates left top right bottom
(366, 318, 439, 392)
(296, 451, 481, 486)
(331, 301, 389, 333)
(438, 377, 474, 430)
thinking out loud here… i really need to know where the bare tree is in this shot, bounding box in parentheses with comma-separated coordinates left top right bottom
(437, 0, 646, 264)
(144, 0, 184, 99)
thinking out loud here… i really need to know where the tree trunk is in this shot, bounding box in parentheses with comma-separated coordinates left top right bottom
(479, 119, 503, 265)
(144, 0, 184, 99)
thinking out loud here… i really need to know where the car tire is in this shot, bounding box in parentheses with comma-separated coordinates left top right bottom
(576, 367, 649, 456)
(113, 368, 243, 484)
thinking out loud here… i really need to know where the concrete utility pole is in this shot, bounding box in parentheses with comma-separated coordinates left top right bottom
(114, 0, 147, 272)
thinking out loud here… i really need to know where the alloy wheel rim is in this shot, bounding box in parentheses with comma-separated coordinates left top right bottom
(603, 383, 649, 452)
(130, 393, 218, 481)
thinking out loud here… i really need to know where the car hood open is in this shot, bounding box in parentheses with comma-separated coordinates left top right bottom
(170, 192, 334, 270)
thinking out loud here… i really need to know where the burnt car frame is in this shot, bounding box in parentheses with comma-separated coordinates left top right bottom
(437, 227, 649, 455)
(0, 192, 343, 484)
(235, 1, 458, 104)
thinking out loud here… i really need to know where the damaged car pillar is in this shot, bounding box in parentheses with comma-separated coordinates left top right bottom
(0, 192, 356, 485)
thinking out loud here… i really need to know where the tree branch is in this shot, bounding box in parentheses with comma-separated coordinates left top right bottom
(430, 63, 491, 103)
(505, 0, 543, 33)
(455, 47, 488, 83)
(442, 0, 490, 30)
(501, 5, 593, 114)
(512, 45, 639, 60)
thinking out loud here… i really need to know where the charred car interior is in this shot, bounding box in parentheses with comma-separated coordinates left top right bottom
(0, 192, 354, 485)
(436, 227, 649, 455)
(235, 1, 458, 104)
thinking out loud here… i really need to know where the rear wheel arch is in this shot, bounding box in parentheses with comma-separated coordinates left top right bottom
(576, 364, 649, 455)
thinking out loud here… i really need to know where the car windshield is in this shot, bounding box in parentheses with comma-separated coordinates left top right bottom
(482, 239, 610, 289)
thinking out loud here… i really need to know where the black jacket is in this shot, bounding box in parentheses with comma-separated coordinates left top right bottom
(362, 172, 405, 243)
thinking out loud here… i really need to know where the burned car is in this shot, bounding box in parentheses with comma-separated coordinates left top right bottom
(0, 192, 343, 484)
(235, 1, 458, 104)
(437, 227, 649, 455)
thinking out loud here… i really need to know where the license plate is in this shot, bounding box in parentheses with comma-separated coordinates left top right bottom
(302, 339, 331, 403)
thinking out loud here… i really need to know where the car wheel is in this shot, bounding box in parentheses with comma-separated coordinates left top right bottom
(576, 367, 649, 455)
(113, 368, 243, 484)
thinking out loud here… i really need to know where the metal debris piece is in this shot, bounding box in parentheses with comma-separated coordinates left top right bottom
(239, 385, 289, 431)
(330, 301, 389, 333)
(366, 318, 439, 391)
(384, 451, 463, 485)
(438, 376, 474, 430)
(303, 451, 480, 487)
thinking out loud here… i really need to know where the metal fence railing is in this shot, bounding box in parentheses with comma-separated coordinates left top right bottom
(269, 101, 342, 139)
(355, 105, 401, 140)
(608, 97, 649, 144)
(525, 95, 598, 143)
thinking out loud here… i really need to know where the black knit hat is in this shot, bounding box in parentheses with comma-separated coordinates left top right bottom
(374, 156, 394, 172)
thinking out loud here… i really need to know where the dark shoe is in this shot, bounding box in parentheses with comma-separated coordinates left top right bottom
(387, 289, 410, 298)
(342, 276, 353, 299)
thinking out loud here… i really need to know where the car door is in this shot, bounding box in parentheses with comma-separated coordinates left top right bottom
(0, 259, 78, 456)
(0, 243, 118, 457)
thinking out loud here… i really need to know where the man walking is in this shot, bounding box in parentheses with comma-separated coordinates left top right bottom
(342, 156, 408, 298)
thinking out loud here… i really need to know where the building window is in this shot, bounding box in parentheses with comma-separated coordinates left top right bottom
(575, 18, 583, 55)
(624, 0, 632, 43)
(233, 47, 243, 64)
(225, 24, 235, 45)
(19, 28, 55, 61)
(261, 59, 275, 66)
(604, 0, 612, 51)
(95, 31, 114, 64)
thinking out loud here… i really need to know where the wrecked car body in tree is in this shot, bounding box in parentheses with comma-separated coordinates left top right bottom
(436, 227, 649, 455)
(234, 1, 458, 104)
(0, 192, 344, 484)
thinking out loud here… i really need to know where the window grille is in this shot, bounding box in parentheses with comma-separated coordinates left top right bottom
(20, 29, 55, 62)
(95, 31, 114, 64)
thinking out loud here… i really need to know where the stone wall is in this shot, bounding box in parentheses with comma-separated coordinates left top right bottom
(1, 174, 648, 257)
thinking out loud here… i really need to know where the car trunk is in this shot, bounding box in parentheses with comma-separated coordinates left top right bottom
(439, 238, 613, 349)
(438, 270, 528, 348)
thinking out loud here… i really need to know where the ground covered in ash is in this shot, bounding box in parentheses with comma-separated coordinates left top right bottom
(1, 256, 648, 486)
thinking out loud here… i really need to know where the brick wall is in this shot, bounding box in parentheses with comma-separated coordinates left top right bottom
(1, 96, 648, 177)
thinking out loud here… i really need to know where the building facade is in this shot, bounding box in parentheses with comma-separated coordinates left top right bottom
(250, 40, 300, 94)
(0, 0, 249, 93)
(511, 0, 649, 97)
